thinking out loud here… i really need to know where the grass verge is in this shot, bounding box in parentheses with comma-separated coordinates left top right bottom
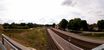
(1, 27, 47, 50)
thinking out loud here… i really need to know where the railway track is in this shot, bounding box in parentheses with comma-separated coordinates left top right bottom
(47, 29, 83, 50)
(51, 28, 104, 50)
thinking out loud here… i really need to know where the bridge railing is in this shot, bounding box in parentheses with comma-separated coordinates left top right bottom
(1, 34, 30, 50)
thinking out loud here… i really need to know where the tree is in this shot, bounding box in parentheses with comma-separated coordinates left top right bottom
(68, 18, 82, 30)
(67, 19, 74, 30)
(11, 22, 16, 29)
(97, 20, 104, 30)
(3, 23, 9, 26)
(27, 23, 34, 28)
(68, 18, 88, 31)
(20, 23, 26, 26)
(59, 19, 68, 30)
(81, 20, 88, 30)
(52, 23, 56, 28)
(3, 23, 10, 29)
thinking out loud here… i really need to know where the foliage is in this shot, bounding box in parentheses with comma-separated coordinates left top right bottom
(3, 27, 47, 50)
(68, 18, 88, 31)
(3, 23, 42, 29)
(27, 23, 34, 28)
(59, 19, 68, 30)
(52, 23, 56, 28)
(81, 20, 88, 30)
(68, 18, 81, 30)
(97, 20, 104, 30)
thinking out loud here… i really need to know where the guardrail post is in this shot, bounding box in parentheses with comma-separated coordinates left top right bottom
(2, 34, 4, 45)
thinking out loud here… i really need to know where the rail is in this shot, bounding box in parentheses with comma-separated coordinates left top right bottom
(1, 34, 30, 50)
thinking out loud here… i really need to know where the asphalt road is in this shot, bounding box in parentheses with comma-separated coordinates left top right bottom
(51, 28, 104, 50)
(47, 29, 83, 50)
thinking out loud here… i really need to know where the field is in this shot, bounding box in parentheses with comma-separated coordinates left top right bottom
(1, 27, 47, 50)
(80, 32, 104, 40)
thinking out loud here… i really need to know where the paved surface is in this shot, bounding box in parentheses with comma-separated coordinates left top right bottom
(47, 29, 83, 50)
(52, 28, 104, 44)
(46, 29, 59, 50)
(51, 28, 104, 50)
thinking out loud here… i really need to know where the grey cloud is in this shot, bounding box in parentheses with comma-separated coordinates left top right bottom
(62, 0, 104, 24)
(62, 0, 76, 6)
(0, 0, 6, 17)
(63, 0, 72, 5)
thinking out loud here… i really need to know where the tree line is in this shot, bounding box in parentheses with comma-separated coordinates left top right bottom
(56, 18, 104, 31)
(3, 23, 43, 29)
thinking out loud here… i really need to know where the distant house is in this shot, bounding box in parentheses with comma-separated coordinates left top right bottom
(88, 23, 98, 31)
(55, 25, 59, 29)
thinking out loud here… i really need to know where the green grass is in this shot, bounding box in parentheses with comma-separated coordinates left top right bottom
(2, 27, 47, 50)
(83, 33, 104, 37)
(82, 33, 104, 40)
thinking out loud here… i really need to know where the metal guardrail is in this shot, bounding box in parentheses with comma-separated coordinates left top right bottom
(1, 34, 30, 50)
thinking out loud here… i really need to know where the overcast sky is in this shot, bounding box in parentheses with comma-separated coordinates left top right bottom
(0, 0, 104, 24)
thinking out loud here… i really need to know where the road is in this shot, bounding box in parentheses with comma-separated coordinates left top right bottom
(50, 28, 104, 50)
(46, 29, 59, 50)
(47, 29, 83, 50)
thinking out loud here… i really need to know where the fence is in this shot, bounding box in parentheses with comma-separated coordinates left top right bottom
(1, 34, 30, 50)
